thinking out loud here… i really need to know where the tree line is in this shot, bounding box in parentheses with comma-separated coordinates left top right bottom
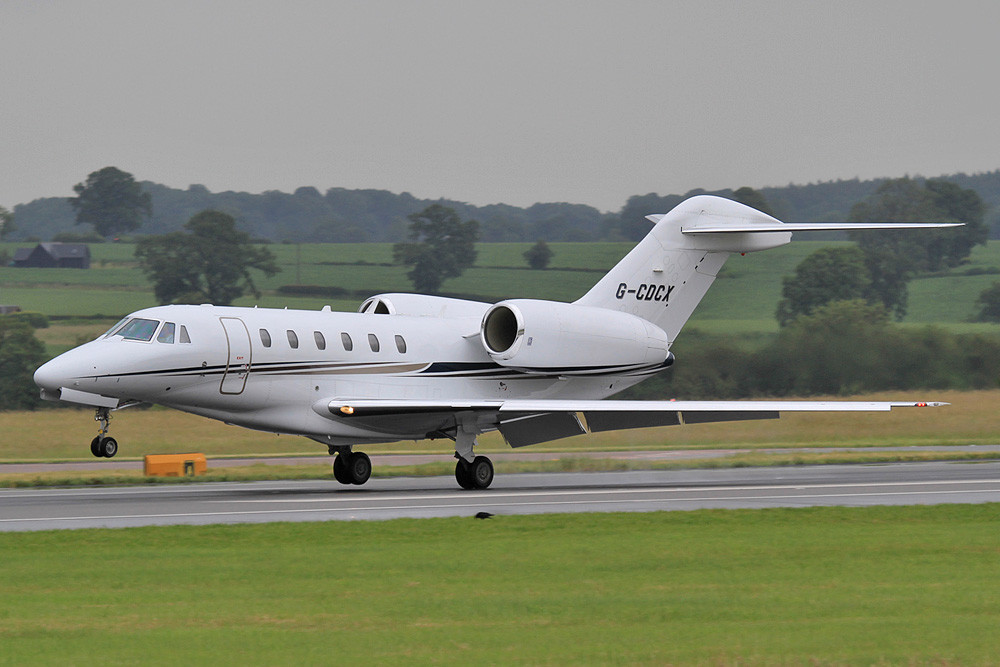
(5, 168, 1000, 244)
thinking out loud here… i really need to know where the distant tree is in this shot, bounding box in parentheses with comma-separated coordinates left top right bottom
(762, 299, 892, 396)
(848, 178, 987, 318)
(0, 317, 47, 410)
(975, 281, 1000, 323)
(69, 166, 152, 239)
(922, 179, 989, 268)
(392, 205, 479, 293)
(135, 210, 279, 305)
(775, 247, 872, 326)
(523, 240, 553, 270)
(731, 187, 775, 216)
(0, 205, 14, 241)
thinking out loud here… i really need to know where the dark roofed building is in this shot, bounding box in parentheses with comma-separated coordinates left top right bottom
(12, 243, 91, 269)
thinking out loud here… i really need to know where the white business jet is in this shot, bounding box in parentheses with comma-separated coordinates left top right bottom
(34, 196, 956, 489)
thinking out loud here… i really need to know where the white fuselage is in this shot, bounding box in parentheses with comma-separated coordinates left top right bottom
(34, 303, 664, 446)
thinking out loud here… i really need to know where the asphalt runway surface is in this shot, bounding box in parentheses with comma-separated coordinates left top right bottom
(2, 445, 998, 474)
(2, 461, 999, 532)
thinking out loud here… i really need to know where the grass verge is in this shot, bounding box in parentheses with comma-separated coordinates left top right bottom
(1, 505, 999, 663)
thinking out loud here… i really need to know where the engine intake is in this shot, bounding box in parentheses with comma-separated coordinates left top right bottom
(482, 304, 520, 355)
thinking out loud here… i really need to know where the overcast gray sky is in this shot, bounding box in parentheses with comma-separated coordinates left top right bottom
(1, 0, 997, 212)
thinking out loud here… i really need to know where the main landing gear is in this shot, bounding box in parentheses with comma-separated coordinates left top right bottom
(89, 407, 118, 458)
(455, 455, 494, 490)
(453, 420, 494, 490)
(330, 448, 372, 486)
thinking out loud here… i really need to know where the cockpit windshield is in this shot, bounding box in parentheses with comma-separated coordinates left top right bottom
(101, 317, 191, 343)
(112, 318, 160, 342)
(102, 316, 130, 339)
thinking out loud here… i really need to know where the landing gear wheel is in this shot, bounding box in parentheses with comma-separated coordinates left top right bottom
(470, 456, 494, 489)
(346, 452, 372, 485)
(90, 436, 103, 458)
(332, 454, 350, 484)
(456, 456, 493, 489)
(98, 437, 118, 458)
(455, 459, 475, 490)
(332, 453, 348, 484)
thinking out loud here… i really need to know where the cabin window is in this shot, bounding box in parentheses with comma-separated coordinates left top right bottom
(259, 329, 272, 348)
(394, 334, 407, 353)
(117, 318, 159, 342)
(368, 333, 380, 352)
(341, 332, 353, 351)
(287, 330, 299, 349)
(314, 331, 326, 350)
(179, 325, 191, 344)
(156, 322, 176, 344)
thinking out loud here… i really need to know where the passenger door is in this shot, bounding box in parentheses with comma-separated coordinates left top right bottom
(220, 317, 252, 395)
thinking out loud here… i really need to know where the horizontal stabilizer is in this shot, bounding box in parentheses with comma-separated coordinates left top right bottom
(680, 222, 963, 234)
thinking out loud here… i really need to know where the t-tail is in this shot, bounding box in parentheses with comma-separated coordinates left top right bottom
(574, 194, 962, 345)
(574, 196, 790, 343)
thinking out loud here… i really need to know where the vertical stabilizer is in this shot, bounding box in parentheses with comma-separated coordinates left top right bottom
(575, 195, 791, 343)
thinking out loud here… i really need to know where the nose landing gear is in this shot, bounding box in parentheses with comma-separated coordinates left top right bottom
(90, 408, 118, 458)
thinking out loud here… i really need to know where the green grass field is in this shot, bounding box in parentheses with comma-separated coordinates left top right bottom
(2, 505, 999, 664)
(5, 240, 1000, 329)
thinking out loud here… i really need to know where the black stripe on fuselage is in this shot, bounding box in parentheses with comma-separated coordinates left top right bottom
(84, 355, 673, 383)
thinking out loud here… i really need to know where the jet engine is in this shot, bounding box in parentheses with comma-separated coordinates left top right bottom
(480, 299, 669, 373)
(359, 293, 491, 319)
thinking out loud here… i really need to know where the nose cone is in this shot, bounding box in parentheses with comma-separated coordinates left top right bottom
(34, 357, 64, 394)
(34, 345, 98, 394)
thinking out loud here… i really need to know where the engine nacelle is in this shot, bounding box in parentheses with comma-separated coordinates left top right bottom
(480, 299, 669, 373)
(359, 293, 491, 319)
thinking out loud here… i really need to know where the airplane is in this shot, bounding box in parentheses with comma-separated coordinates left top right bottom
(33, 195, 958, 489)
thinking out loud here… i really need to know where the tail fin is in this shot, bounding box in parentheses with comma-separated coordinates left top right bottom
(575, 195, 790, 343)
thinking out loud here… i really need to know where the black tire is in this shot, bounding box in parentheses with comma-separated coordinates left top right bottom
(90, 436, 103, 458)
(100, 437, 118, 458)
(332, 454, 351, 485)
(455, 459, 475, 490)
(470, 456, 494, 489)
(347, 452, 372, 485)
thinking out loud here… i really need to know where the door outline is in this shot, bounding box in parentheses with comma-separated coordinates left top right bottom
(220, 317, 252, 395)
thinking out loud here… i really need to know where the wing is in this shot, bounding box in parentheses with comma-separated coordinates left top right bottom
(317, 398, 945, 448)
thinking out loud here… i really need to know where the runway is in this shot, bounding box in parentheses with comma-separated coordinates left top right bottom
(2, 461, 999, 532)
